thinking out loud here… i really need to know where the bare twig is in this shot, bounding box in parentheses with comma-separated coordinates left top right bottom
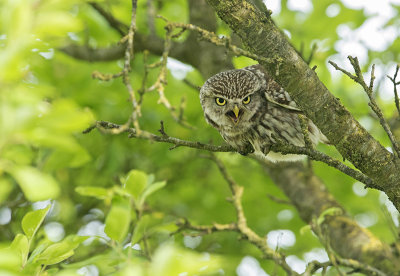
(90, 0, 140, 134)
(329, 57, 400, 159)
(204, 154, 299, 275)
(306, 43, 317, 65)
(183, 78, 201, 91)
(270, 143, 375, 188)
(266, 194, 292, 205)
(84, 121, 375, 188)
(173, 218, 237, 235)
(88, 2, 128, 36)
(146, 0, 156, 35)
(157, 15, 280, 66)
(387, 65, 400, 118)
(309, 218, 387, 276)
(123, 0, 140, 132)
(84, 121, 233, 152)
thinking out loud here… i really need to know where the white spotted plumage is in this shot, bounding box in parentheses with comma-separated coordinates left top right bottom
(199, 65, 328, 162)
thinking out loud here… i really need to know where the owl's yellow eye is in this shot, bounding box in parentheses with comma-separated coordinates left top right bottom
(215, 97, 226, 106)
(242, 96, 251, 104)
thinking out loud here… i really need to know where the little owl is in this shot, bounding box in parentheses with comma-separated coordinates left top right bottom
(199, 65, 328, 162)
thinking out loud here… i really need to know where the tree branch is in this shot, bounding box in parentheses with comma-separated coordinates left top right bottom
(205, 0, 400, 211)
(84, 120, 373, 187)
(262, 161, 400, 274)
(174, 154, 299, 275)
(387, 64, 400, 118)
(329, 58, 400, 158)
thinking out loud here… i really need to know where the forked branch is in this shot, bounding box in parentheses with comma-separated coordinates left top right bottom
(329, 57, 400, 159)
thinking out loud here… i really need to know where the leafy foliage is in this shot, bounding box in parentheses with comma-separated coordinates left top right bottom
(1, 0, 399, 275)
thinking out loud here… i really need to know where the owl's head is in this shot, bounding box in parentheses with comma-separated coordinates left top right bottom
(199, 68, 265, 131)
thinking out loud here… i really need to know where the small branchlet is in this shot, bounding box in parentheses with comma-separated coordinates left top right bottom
(329, 57, 400, 159)
(176, 153, 299, 275)
(387, 64, 400, 118)
(270, 142, 375, 188)
(91, 0, 141, 133)
(308, 217, 387, 276)
(156, 15, 279, 65)
(84, 121, 375, 188)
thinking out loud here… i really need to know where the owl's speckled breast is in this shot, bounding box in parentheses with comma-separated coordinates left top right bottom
(200, 65, 328, 162)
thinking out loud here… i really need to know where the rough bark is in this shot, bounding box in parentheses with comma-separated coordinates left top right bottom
(189, 1, 400, 273)
(206, 0, 400, 211)
(61, 0, 233, 78)
(65, 1, 400, 273)
(265, 162, 400, 274)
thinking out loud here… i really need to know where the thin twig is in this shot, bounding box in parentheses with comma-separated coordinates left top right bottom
(387, 65, 400, 118)
(146, 0, 156, 35)
(142, 25, 193, 128)
(266, 194, 292, 205)
(183, 78, 201, 91)
(309, 218, 387, 276)
(84, 121, 233, 152)
(329, 57, 400, 159)
(173, 218, 237, 235)
(123, 0, 140, 132)
(207, 154, 299, 275)
(90, 0, 140, 134)
(156, 15, 280, 66)
(88, 2, 128, 36)
(306, 43, 317, 65)
(270, 143, 375, 188)
(83, 121, 375, 188)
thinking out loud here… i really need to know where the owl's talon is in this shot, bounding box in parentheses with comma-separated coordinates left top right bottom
(238, 144, 254, 156)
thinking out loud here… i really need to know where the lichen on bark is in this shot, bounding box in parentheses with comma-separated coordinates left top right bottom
(206, 0, 400, 211)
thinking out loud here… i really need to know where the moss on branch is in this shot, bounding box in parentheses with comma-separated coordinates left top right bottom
(206, 0, 400, 212)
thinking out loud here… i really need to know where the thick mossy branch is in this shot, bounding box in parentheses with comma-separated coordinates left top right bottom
(205, 0, 400, 211)
(263, 161, 400, 275)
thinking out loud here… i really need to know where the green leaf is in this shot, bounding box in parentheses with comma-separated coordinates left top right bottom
(317, 207, 343, 225)
(75, 186, 110, 200)
(150, 244, 222, 275)
(0, 178, 13, 204)
(147, 174, 155, 185)
(11, 166, 60, 201)
(299, 225, 312, 235)
(104, 197, 131, 242)
(131, 215, 151, 245)
(0, 248, 21, 272)
(34, 236, 87, 266)
(138, 181, 166, 208)
(125, 170, 147, 200)
(9, 234, 29, 266)
(22, 205, 51, 240)
(43, 147, 91, 170)
(27, 242, 48, 264)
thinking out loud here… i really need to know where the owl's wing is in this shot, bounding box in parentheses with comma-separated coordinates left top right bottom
(244, 65, 302, 112)
(264, 91, 302, 112)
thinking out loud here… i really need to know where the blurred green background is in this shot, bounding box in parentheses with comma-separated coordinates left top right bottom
(1, 0, 400, 275)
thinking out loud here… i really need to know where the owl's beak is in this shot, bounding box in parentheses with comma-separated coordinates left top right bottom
(226, 105, 242, 124)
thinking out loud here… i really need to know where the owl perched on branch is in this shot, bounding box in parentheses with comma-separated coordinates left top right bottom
(199, 65, 328, 162)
